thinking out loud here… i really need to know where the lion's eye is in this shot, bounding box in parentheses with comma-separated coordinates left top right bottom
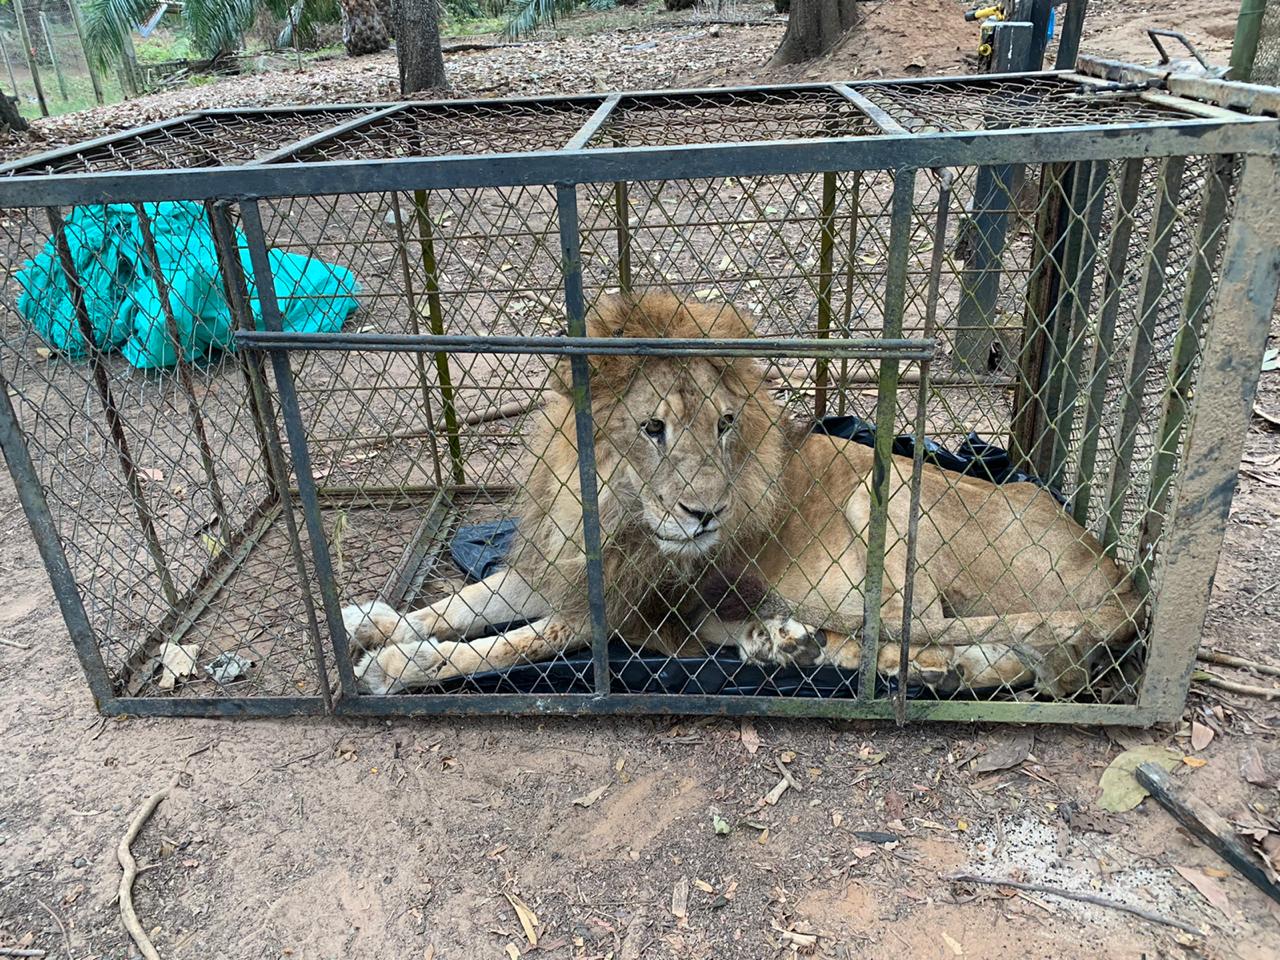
(642, 418, 665, 441)
(717, 413, 736, 436)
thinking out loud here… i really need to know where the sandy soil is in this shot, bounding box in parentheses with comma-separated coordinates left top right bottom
(3, 2, 1280, 958)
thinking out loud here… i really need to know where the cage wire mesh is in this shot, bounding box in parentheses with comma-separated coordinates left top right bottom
(0, 71, 1277, 721)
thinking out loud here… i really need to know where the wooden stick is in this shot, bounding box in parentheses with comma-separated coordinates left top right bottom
(117, 775, 180, 960)
(1135, 762, 1280, 905)
(0, 637, 33, 651)
(1194, 672, 1280, 699)
(0, 949, 47, 958)
(944, 873, 1204, 935)
(34, 899, 68, 960)
(1196, 649, 1280, 678)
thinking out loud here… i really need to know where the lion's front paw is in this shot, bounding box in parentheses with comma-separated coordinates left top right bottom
(341, 600, 403, 652)
(739, 617, 825, 667)
(354, 638, 444, 695)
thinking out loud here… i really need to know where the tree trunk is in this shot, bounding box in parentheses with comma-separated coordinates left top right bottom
(0, 92, 29, 132)
(395, 0, 447, 93)
(770, 0, 859, 65)
(340, 0, 390, 56)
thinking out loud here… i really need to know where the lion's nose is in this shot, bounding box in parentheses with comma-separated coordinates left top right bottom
(677, 502, 725, 529)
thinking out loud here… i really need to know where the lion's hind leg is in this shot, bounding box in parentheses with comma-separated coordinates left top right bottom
(876, 599, 1142, 697)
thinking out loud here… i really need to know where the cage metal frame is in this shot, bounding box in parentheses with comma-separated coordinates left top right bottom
(2, 63, 1278, 724)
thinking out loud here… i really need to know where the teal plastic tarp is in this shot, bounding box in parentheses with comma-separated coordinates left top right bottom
(16, 201, 359, 369)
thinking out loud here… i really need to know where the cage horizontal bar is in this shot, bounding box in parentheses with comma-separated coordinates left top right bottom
(95, 691, 1154, 724)
(3, 119, 1272, 207)
(233, 331, 937, 360)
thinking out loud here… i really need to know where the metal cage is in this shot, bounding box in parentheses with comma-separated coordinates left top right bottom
(1, 61, 1277, 723)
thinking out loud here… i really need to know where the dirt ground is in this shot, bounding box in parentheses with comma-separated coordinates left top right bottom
(3, 1, 1280, 959)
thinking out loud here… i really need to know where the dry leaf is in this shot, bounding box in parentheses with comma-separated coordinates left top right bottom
(692, 879, 714, 893)
(671, 878, 689, 919)
(941, 931, 965, 956)
(504, 945, 520, 960)
(1098, 745, 1184, 812)
(572, 785, 607, 808)
(1174, 866, 1232, 918)
(503, 892, 538, 946)
(1241, 745, 1278, 787)
(1183, 756, 1208, 768)
(740, 719, 760, 755)
(156, 641, 199, 690)
(199, 532, 225, 558)
(831, 812, 843, 828)
(139, 467, 164, 482)
(973, 729, 1033, 773)
(35, 346, 52, 359)
(757, 828, 769, 845)
(1190, 720, 1214, 752)
(424, 947, 435, 960)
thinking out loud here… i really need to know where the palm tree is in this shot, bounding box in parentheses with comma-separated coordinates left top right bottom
(339, 0, 389, 55)
(503, 0, 615, 39)
(82, 0, 351, 73)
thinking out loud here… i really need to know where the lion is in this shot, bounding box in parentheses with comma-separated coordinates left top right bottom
(344, 291, 1142, 697)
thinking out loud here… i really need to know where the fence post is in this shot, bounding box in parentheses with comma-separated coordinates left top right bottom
(0, 31, 19, 98)
(1230, 0, 1266, 80)
(38, 11, 68, 102)
(11, 0, 48, 117)
(119, 29, 139, 97)
(1054, 0, 1088, 68)
(67, 0, 105, 105)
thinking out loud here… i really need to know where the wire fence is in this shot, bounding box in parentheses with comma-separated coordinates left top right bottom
(0, 0, 128, 120)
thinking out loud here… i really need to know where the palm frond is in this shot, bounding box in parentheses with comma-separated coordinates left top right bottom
(503, 0, 581, 38)
(444, 0, 486, 21)
(81, 0, 153, 74)
(182, 0, 259, 56)
(269, 0, 343, 48)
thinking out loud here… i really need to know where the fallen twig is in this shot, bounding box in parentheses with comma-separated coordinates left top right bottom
(944, 873, 1204, 935)
(118, 775, 180, 960)
(1194, 672, 1280, 699)
(34, 900, 69, 960)
(774, 757, 803, 792)
(0, 636, 33, 651)
(1136, 762, 1280, 905)
(440, 41, 531, 54)
(1197, 649, 1280, 678)
(0, 949, 47, 957)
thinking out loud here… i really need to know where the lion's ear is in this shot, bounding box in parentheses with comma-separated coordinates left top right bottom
(584, 292, 635, 339)
(681, 299, 757, 339)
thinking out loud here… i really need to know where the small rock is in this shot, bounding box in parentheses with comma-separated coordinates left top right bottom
(73, 856, 87, 868)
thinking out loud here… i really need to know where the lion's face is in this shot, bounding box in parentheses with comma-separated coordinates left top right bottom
(592, 354, 783, 561)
